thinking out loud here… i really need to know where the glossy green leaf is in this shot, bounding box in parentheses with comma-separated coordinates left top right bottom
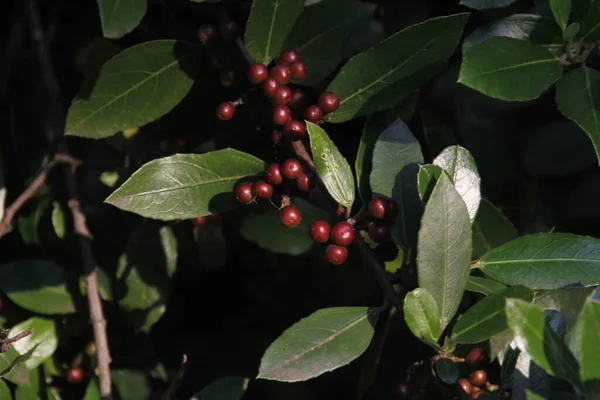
(0, 346, 38, 378)
(192, 376, 250, 400)
(65, 40, 199, 139)
(244, 0, 305, 64)
(9, 317, 57, 369)
(97, 0, 146, 39)
(459, 0, 519, 9)
(453, 286, 534, 344)
(581, 0, 600, 40)
(479, 233, 600, 289)
(556, 67, 600, 163)
(417, 164, 443, 204)
(434, 358, 459, 384)
(505, 299, 581, 389)
(403, 288, 441, 349)
(550, 0, 571, 30)
(112, 369, 151, 400)
(106, 149, 266, 220)
(417, 173, 472, 327)
(84, 380, 101, 400)
(51, 201, 65, 240)
(0, 380, 9, 399)
(465, 276, 507, 295)
(459, 37, 563, 101)
(307, 122, 355, 207)
(326, 13, 468, 122)
(0, 260, 75, 314)
(257, 307, 378, 382)
(472, 198, 518, 259)
(370, 119, 423, 248)
(575, 296, 600, 395)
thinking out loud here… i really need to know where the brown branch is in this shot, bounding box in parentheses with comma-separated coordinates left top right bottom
(1, 328, 33, 352)
(165, 354, 189, 400)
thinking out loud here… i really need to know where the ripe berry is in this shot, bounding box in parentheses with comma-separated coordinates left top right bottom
(282, 159, 303, 179)
(248, 63, 268, 84)
(271, 130, 282, 145)
(272, 86, 292, 105)
(265, 164, 283, 185)
(368, 221, 391, 243)
(252, 181, 273, 199)
(310, 220, 330, 242)
(219, 69, 235, 87)
(466, 348, 489, 366)
(192, 216, 208, 227)
(305, 105, 323, 123)
(280, 205, 302, 227)
(273, 105, 291, 125)
(458, 378, 473, 394)
(471, 390, 483, 399)
(219, 20, 240, 40)
(318, 91, 340, 113)
(197, 24, 216, 44)
(235, 182, 254, 203)
(289, 61, 307, 80)
(393, 380, 414, 399)
(289, 89, 308, 109)
(330, 222, 355, 246)
(278, 48, 301, 65)
(369, 197, 390, 219)
(270, 64, 292, 85)
(326, 245, 347, 265)
(296, 172, 315, 191)
(216, 102, 235, 120)
(469, 370, 488, 387)
(283, 119, 306, 141)
(262, 78, 279, 97)
(67, 367, 84, 383)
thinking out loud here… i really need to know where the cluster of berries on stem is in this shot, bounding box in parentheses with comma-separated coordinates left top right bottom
(458, 348, 493, 398)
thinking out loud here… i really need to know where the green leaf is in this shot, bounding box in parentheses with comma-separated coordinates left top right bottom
(326, 13, 469, 123)
(575, 296, 600, 395)
(458, 37, 563, 101)
(370, 119, 424, 248)
(472, 198, 518, 259)
(306, 122, 355, 207)
(465, 276, 507, 296)
(459, 0, 519, 9)
(565, 22, 581, 40)
(479, 233, 600, 289)
(403, 288, 441, 349)
(505, 299, 581, 389)
(65, 40, 199, 139)
(453, 285, 534, 344)
(526, 391, 548, 400)
(97, 0, 147, 39)
(417, 173, 472, 327)
(51, 201, 65, 240)
(572, 0, 592, 21)
(581, 0, 600, 40)
(80, 267, 113, 302)
(556, 67, 600, 163)
(0, 260, 75, 314)
(0, 346, 38, 378)
(257, 307, 378, 382)
(282, 0, 375, 85)
(434, 358, 459, 384)
(417, 164, 443, 204)
(0, 380, 9, 398)
(244, 0, 306, 65)
(112, 369, 151, 400)
(534, 287, 594, 332)
(84, 380, 101, 400)
(9, 317, 57, 369)
(550, 0, 572, 30)
(105, 149, 266, 220)
(192, 376, 250, 400)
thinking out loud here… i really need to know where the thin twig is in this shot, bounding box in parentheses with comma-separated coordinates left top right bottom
(1, 329, 33, 352)
(165, 354, 189, 400)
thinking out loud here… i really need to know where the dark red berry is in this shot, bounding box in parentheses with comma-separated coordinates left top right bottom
(248, 63, 269, 84)
(270, 64, 292, 85)
(305, 105, 323, 123)
(289, 89, 308, 109)
(265, 164, 283, 185)
(296, 172, 315, 191)
(273, 105, 291, 125)
(235, 182, 254, 203)
(393, 380, 414, 399)
(216, 102, 235, 120)
(368, 221, 391, 243)
(471, 390, 483, 399)
(219, 20, 240, 40)
(67, 367, 84, 383)
(318, 91, 340, 113)
(458, 378, 473, 395)
(272, 86, 292, 105)
(330, 222, 354, 246)
(278, 48, 301, 65)
(310, 220, 330, 242)
(283, 119, 306, 141)
(192, 216, 208, 227)
(198, 24, 216, 44)
(282, 159, 303, 179)
(280, 205, 302, 227)
(289, 61, 307, 81)
(466, 348, 489, 366)
(252, 181, 273, 199)
(469, 370, 488, 387)
(0, 297, 3, 311)
(369, 197, 390, 219)
(388, 199, 398, 219)
(326, 245, 347, 265)
(262, 78, 279, 97)
(271, 130, 282, 145)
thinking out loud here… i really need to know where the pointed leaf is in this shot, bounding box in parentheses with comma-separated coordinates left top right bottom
(417, 174, 472, 326)
(105, 149, 266, 220)
(465, 276, 507, 296)
(65, 40, 199, 139)
(417, 164, 443, 203)
(459, 37, 563, 101)
(575, 296, 600, 396)
(306, 122, 355, 207)
(472, 198, 518, 259)
(581, 0, 600, 41)
(459, 0, 519, 10)
(9, 317, 57, 369)
(97, 0, 147, 39)
(257, 307, 378, 382)
(403, 288, 442, 349)
(550, 0, 571, 30)
(0, 345, 38, 378)
(479, 233, 600, 289)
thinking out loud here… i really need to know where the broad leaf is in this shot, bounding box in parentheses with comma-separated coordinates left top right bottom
(459, 0, 519, 9)
(572, 0, 593, 21)
(9, 317, 58, 369)
(505, 299, 581, 389)
(472, 198, 518, 259)
(326, 13, 469, 122)
(257, 307, 378, 382)
(581, 0, 600, 41)
(417, 173, 472, 326)
(403, 288, 441, 349)
(84, 380, 101, 400)
(435, 358, 458, 384)
(534, 287, 594, 332)
(465, 275, 507, 295)
(192, 376, 250, 400)
(307, 122, 355, 207)
(97, 0, 147, 39)
(453, 285, 534, 344)
(0, 346, 38, 378)
(555, 67, 600, 163)
(106, 149, 266, 220)
(112, 369, 151, 400)
(459, 37, 563, 101)
(244, 0, 305, 65)
(575, 296, 600, 396)
(0, 380, 9, 398)
(550, 0, 571, 30)
(0, 260, 75, 314)
(479, 233, 600, 289)
(417, 164, 443, 204)
(65, 40, 199, 139)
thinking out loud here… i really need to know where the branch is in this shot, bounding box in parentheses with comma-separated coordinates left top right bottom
(165, 354, 189, 400)
(1, 328, 33, 352)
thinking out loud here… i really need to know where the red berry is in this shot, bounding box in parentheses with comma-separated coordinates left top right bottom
(219, 69, 235, 87)
(219, 20, 240, 40)
(280, 205, 302, 227)
(272, 86, 292, 105)
(318, 91, 340, 113)
(471, 390, 483, 399)
(278, 48, 301, 64)
(192, 216, 208, 227)
(393, 380, 414, 399)
(270, 64, 292, 85)
(0, 297, 3, 311)
(262, 78, 279, 97)
(469, 370, 488, 387)
(310, 220, 330, 242)
(283, 119, 306, 141)
(326, 245, 347, 265)
(368, 221, 391, 243)
(289, 89, 308, 109)
(273, 105, 291, 125)
(198, 24, 216, 44)
(216, 102, 235, 120)
(248, 63, 268, 84)
(67, 367, 84, 383)
(466, 348, 488, 366)
(458, 378, 473, 395)
(282, 159, 303, 179)
(235, 182, 254, 203)
(296, 172, 315, 191)
(271, 130, 282, 145)
(265, 164, 283, 185)
(289, 61, 307, 80)
(252, 181, 273, 199)
(330, 222, 355, 246)
(305, 105, 323, 123)
(369, 197, 390, 219)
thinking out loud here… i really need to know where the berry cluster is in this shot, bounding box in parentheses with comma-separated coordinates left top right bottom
(458, 348, 492, 398)
(365, 197, 398, 243)
(309, 220, 355, 265)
